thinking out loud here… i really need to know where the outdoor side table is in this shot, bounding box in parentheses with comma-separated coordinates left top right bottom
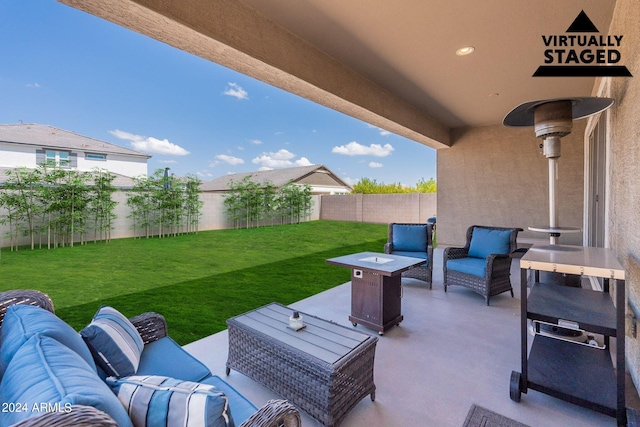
(226, 303, 378, 427)
(326, 251, 426, 334)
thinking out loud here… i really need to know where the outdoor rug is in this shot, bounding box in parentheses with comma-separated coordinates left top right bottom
(463, 404, 530, 427)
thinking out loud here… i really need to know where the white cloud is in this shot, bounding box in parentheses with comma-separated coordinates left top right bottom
(158, 159, 177, 164)
(342, 176, 356, 186)
(369, 161, 383, 168)
(215, 154, 244, 165)
(295, 157, 313, 166)
(26, 82, 41, 88)
(366, 124, 391, 136)
(252, 149, 313, 169)
(331, 141, 394, 157)
(249, 139, 262, 145)
(223, 82, 249, 100)
(110, 130, 190, 156)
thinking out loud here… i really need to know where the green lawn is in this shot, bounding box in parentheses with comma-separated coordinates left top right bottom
(0, 221, 387, 344)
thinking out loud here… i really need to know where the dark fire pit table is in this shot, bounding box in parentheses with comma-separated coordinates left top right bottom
(326, 251, 426, 335)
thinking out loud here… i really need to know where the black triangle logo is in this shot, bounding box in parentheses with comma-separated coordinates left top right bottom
(566, 10, 599, 32)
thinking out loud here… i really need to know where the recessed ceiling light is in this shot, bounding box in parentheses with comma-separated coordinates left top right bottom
(456, 46, 475, 56)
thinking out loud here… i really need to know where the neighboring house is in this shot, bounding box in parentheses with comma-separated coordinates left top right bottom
(200, 164, 352, 195)
(0, 123, 150, 178)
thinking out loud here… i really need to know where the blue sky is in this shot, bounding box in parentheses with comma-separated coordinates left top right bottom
(0, 0, 436, 186)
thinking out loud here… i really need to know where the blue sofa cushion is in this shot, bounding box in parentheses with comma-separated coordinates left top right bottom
(0, 335, 133, 427)
(0, 305, 96, 378)
(107, 375, 234, 427)
(447, 257, 487, 278)
(468, 228, 512, 259)
(202, 376, 257, 426)
(81, 306, 144, 378)
(135, 336, 212, 383)
(392, 224, 427, 252)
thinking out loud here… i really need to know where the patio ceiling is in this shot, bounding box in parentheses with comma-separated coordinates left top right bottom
(59, 0, 615, 149)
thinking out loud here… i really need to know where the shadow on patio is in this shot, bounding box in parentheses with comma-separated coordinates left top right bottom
(184, 248, 635, 426)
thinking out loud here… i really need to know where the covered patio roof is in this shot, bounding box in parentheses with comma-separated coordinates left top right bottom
(58, 0, 615, 149)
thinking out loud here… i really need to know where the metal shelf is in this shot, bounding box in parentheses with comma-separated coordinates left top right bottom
(527, 281, 617, 336)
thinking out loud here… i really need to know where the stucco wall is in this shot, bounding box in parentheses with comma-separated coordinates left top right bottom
(320, 193, 437, 224)
(437, 122, 586, 247)
(607, 0, 640, 390)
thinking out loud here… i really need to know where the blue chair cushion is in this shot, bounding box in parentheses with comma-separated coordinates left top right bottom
(202, 375, 257, 426)
(0, 305, 96, 377)
(392, 224, 427, 252)
(106, 375, 234, 427)
(468, 228, 512, 259)
(81, 306, 144, 378)
(390, 250, 428, 260)
(135, 336, 212, 383)
(0, 335, 133, 427)
(447, 257, 487, 278)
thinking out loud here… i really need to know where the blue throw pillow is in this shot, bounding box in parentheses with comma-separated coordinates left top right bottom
(0, 304, 96, 377)
(0, 335, 133, 427)
(81, 306, 144, 378)
(107, 375, 234, 427)
(468, 228, 513, 259)
(392, 224, 427, 252)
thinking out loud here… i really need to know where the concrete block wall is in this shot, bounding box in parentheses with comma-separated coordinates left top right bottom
(0, 193, 320, 247)
(320, 193, 437, 224)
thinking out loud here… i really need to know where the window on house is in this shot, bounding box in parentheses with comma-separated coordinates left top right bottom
(86, 153, 107, 160)
(45, 150, 71, 168)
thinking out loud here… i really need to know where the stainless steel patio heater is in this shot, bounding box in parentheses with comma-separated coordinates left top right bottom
(503, 97, 614, 245)
(503, 97, 614, 342)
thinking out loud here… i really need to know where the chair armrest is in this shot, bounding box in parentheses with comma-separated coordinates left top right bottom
(485, 254, 513, 279)
(443, 247, 468, 262)
(10, 405, 117, 427)
(239, 399, 301, 427)
(130, 312, 168, 344)
(0, 290, 54, 327)
(384, 242, 393, 254)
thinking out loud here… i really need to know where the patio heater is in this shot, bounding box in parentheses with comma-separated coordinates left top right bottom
(503, 97, 614, 245)
(503, 97, 614, 342)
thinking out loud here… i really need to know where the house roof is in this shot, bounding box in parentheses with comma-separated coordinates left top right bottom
(0, 123, 150, 158)
(200, 164, 351, 192)
(0, 166, 137, 189)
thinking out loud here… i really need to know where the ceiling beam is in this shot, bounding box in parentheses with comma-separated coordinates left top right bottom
(59, 0, 451, 148)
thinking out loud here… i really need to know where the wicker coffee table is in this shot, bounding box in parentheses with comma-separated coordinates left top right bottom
(226, 303, 378, 427)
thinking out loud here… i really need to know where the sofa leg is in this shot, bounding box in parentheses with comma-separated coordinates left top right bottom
(510, 288, 514, 298)
(486, 296, 490, 306)
(444, 284, 447, 292)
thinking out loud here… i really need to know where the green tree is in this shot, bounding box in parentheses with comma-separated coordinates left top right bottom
(352, 177, 437, 194)
(415, 177, 437, 193)
(89, 169, 118, 243)
(2, 167, 42, 250)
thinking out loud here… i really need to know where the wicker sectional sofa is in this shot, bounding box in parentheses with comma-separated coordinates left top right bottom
(0, 290, 300, 427)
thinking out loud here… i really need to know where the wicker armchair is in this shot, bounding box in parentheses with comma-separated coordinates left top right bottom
(384, 223, 434, 288)
(443, 225, 522, 305)
(0, 290, 301, 427)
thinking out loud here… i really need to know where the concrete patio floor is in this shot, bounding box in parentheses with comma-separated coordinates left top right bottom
(184, 248, 638, 426)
